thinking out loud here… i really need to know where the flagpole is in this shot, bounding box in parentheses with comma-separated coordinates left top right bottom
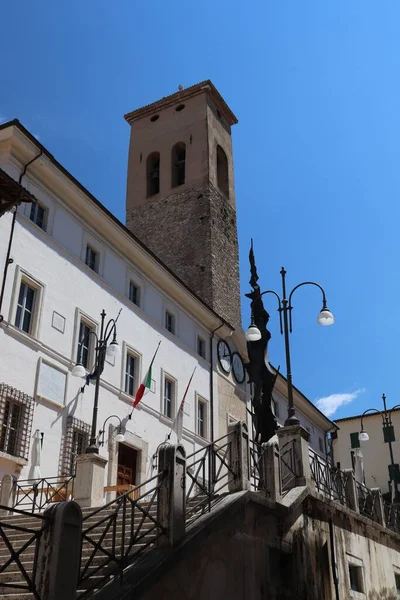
(129, 340, 161, 419)
(169, 365, 197, 441)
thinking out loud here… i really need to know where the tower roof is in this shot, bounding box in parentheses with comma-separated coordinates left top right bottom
(124, 80, 238, 126)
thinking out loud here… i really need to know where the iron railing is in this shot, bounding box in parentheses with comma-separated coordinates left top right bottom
(186, 431, 236, 523)
(249, 439, 265, 491)
(309, 448, 350, 507)
(0, 504, 50, 599)
(356, 482, 380, 523)
(13, 475, 75, 513)
(280, 439, 297, 494)
(384, 500, 400, 533)
(77, 470, 165, 598)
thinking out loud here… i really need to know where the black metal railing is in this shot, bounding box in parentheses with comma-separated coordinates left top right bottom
(384, 500, 400, 533)
(280, 439, 297, 493)
(249, 439, 265, 491)
(356, 482, 380, 523)
(13, 476, 75, 513)
(0, 504, 50, 599)
(77, 470, 165, 598)
(309, 448, 350, 507)
(186, 430, 236, 523)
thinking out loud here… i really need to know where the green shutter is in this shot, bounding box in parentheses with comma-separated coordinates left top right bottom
(383, 424, 396, 443)
(350, 432, 360, 449)
(388, 463, 400, 483)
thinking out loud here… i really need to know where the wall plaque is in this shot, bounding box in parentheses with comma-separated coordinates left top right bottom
(52, 311, 66, 334)
(37, 361, 66, 406)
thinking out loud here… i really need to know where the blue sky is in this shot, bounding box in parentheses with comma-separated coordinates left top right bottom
(1, 1, 399, 421)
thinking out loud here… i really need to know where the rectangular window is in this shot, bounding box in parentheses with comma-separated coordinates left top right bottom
(197, 399, 206, 438)
(349, 564, 364, 593)
(350, 432, 360, 449)
(0, 384, 34, 461)
(0, 399, 21, 456)
(63, 416, 90, 475)
(163, 377, 174, 418)
(15, 281, 36, 334)
(125, 353, 137, 396)
(197, 336, 206, 359)
(395, 572, 400, 594)
(319, 437, 324, 453)
(29, 202, 47, 230)
(165, 311, 175, 335)
(129, 281, 140, 307)
(85, 245, 98, 273)
(77, 321, 93, 369)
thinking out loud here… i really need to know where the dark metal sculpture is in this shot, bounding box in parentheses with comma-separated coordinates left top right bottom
(245, 241, 278, 444)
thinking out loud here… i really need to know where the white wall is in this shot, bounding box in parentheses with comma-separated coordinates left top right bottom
(0, 165, 248, 489)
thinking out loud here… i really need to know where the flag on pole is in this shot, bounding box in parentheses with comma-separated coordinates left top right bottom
(130, 342, 161, 415)
(172, 366, 197, 442)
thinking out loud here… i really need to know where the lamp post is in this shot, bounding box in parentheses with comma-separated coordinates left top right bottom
(72, 309, 121, 454)
(246, 267, 334, 427)
(98, 415, 125, 447)
(359, 394, 400, 502)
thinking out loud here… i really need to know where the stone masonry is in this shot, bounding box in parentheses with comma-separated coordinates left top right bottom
(126, 182, 241, 329)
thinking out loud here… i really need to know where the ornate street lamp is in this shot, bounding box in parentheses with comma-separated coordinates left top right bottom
(72, 309, 121, 453)
(246, 266, 334, 427)
(98, 415, 125, 447)
(359, 394, 400, 502)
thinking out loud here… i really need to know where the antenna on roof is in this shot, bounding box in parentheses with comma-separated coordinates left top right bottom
(178, 84, 184, 91)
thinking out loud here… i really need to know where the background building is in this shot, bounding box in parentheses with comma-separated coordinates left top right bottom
(333, 408, 400, 495)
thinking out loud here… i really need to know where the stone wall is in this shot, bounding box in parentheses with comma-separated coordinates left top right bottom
(126, 182, 241, 329)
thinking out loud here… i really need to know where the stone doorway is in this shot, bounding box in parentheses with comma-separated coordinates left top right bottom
(117, 443, 138, 494)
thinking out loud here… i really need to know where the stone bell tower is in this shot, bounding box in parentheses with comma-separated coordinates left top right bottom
(124, 80, 241, 328)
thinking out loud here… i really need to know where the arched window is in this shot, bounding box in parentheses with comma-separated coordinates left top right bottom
(216, 145, 229, 198)
(146, 152, 160, 197)
(171, 142, 186, 188)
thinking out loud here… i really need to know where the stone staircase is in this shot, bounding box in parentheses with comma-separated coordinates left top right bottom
(0, 494, 209, 600)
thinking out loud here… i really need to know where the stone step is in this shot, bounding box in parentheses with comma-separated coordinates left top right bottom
(0, 592, 33, 600)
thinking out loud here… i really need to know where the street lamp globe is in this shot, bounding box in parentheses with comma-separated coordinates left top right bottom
(115, 431, 125, 443)
(359, 430, 369, 442)
(245, 318, 262, 342)
(317, 308, 334, 326)
(106, 339, 120, 358)
(72, 363, 86, 378)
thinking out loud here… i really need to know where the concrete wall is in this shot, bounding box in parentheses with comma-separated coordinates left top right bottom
(293, 494, 400, 600)
(132, 492, 400, 600)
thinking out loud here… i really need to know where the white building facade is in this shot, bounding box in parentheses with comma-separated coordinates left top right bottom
(0, 120, 249, 491)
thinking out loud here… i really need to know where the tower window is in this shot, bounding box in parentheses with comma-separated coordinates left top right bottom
(175, 104, 185, 112)
(216, 145, 229, 198)
(171, 142, 186, 188)
(146, 152, 160, 197)
(150, 115, 159, 122)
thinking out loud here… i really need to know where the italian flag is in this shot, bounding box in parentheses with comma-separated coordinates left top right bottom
(133, 342, 161, 408)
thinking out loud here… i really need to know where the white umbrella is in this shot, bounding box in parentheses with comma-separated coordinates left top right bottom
(28, 429, 42, 481)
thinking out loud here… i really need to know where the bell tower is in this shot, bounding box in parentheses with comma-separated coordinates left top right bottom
(124, 80, 241, 328)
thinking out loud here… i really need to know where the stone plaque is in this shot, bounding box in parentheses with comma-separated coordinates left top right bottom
(52, 311, 65, 333)
(38, 361, 66, 406)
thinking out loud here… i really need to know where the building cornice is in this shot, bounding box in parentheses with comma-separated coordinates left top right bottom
(124, 80, 238, 126)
